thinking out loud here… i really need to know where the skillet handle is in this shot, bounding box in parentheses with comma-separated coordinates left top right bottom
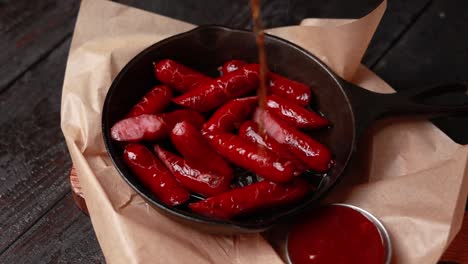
(344, 81, 468, 135)
(378, 82, 468, 116)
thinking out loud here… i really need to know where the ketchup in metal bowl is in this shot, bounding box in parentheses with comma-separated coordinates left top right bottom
(287, 204, 389, 264)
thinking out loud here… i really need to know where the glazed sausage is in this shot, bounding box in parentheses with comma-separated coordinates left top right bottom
(171, 121, 234, 178)
(203, 96, 258, 132)
(265, 95, 329, 129)
(111, 114, 168, 142)
(219, 60, 311, 106)
(268, 72, 311, 107)
(219, 60, 247, 76)
(173, 64, 259, 112)
(204, 131, 295, 183)
(254, 109, 333, 172)
(123, 143, 190, 206)
(155, 146, 231, 197)
(111, 109, 205, 142)
(162, 109, 205, 129)
(238, 121, 306, 176)
(189, 178, 310, 219)
(154, 59, 212, 92)
(126, 85, 172, 117)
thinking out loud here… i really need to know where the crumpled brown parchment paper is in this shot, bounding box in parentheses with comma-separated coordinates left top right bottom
(61, 0, 468, 263)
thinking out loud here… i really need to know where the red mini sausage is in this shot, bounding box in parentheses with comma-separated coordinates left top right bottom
(111, 114, 168, 142)
(204, 131, 295, 183)
(111, 109, 205, 142)
(203, 96, 258, 132)
(219, 60, 311, 106)
(154, 146, 231, 197)
(123, 144, 189, 206)
(162, 109, 205, 129)
(171, 121, 234, 179)
(219, 60, 247, 76)
(268, 72, 311, 107)
(238, 121, 306, 176)
(254, 109, 333, 172)
(154, 59, 212, 93)
(173, 64, 259, 112)
(189, 178, 310, 219)
(126, 85, 172, 117)
(265, 95, 329, 129)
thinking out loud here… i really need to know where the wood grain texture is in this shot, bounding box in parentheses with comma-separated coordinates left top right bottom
(0, 193, 104, 264)
(114, 0, 435, 67)
(363, 0, 432, 65)
(114, 0, 382, 29)
(0, 0, 79, 92)
(0, 39, 72, 253)
(114, 0, 252, 28)
(372, 0, 468, 144)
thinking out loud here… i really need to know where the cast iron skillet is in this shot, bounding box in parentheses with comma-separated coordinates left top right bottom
(102, 25, 468, 234)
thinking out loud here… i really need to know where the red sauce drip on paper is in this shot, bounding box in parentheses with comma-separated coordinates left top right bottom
(287, 205, 386, 264)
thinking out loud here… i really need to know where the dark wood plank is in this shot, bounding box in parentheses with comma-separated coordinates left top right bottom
(113, 0, 383, 29)
(0, 193, 104, 264)
(0, 38, 72, 253)
(0, 0, 79, 92)
(113, 0, 252, 28)
(372, 0, 468, 144)
(363, 0, 432, 65)
(114, 0, 432, 67)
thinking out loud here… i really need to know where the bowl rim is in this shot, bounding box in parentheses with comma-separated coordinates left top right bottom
(102, 24, 354, 231)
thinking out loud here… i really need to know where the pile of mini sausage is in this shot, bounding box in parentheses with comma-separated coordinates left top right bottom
(110, 59, 334, 220)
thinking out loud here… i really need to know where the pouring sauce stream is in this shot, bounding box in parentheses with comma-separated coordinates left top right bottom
(250, 0, 268, 133)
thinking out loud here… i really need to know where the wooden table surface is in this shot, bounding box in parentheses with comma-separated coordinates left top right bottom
(0, 0, 467, 263)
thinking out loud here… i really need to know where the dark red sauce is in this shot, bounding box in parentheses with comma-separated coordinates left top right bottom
(287, 205, 386, 264)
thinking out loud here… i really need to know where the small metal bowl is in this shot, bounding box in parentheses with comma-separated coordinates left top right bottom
(285, 203, 392, 264)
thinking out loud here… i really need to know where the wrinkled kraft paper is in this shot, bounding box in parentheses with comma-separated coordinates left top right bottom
(61, 0, 468, 263)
